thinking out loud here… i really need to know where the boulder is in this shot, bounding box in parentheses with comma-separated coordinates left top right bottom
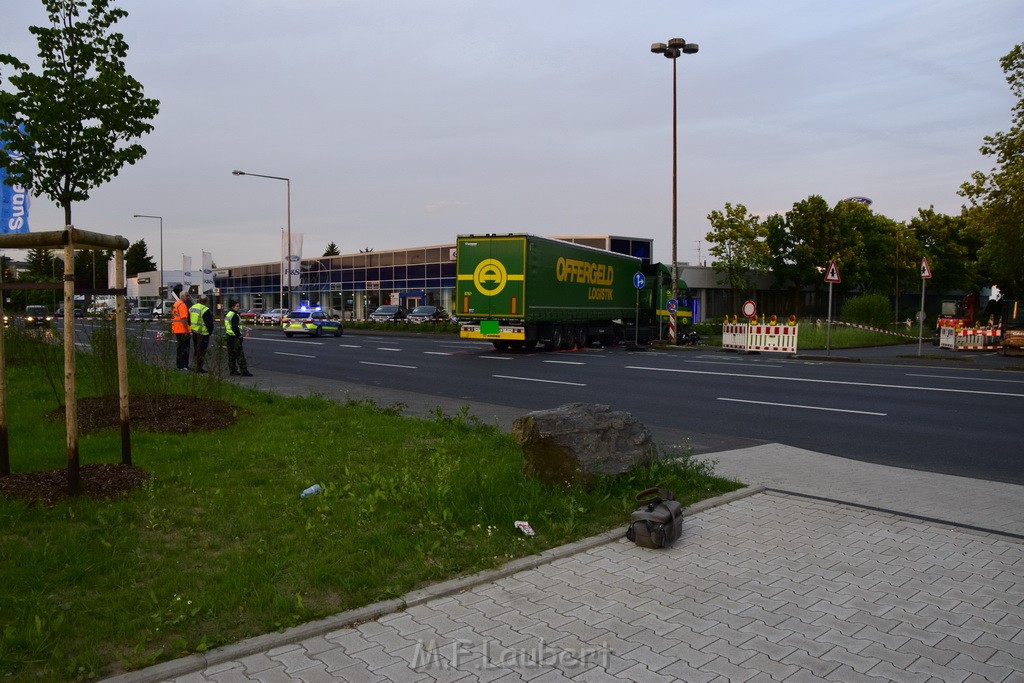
(512, 403, 655, 486)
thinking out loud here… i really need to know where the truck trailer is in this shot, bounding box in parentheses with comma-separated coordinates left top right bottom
(456, 233, 689, 351)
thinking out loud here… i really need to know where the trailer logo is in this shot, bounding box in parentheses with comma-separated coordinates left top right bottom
(473, 259, 508, 296)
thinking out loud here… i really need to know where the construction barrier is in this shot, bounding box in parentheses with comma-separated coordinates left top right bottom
(722, 323, 799, 353)
(938, 326, 1001, 351)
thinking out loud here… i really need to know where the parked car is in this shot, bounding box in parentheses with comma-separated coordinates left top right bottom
(55, 305, 85, 318)
(240, 307, 263, 322)
(282, 309, 343, 337)
(23, 305, 54, 328)
(128, 307, 154, 322)
(406, 305, 449, 324)
(257, 308, 287, 325)
(369, 305, 408, 322)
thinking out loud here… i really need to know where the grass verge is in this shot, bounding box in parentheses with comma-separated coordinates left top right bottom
(0, 329, 741, 681)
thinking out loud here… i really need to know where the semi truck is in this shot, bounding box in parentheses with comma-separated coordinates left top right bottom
(456, 233, 689, 351)
(1000, 300, 1024, 356)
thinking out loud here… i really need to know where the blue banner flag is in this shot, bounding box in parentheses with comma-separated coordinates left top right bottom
(0, 124, 31, 234)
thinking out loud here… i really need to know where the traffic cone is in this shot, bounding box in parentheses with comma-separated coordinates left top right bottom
(155, 331, 163, 341)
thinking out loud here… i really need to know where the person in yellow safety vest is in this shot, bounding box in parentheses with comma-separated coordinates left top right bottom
(189, 294, 214, 373)
(170, 284, 192, 371)
(224, 300, 252, 377)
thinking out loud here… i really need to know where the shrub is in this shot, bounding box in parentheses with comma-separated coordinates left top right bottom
(840, 293, 892, 328)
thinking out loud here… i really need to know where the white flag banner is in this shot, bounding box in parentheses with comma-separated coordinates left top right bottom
(282, 231, 303, 288)
(202, 251, 214, 293)
(182, 255, 193, 289)
(107, 256, 124, 287)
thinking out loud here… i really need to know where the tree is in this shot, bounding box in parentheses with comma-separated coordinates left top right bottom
(0, 0, 159, 226)
(704, 203, 769, 310)
(323, 242, 340, 256)
(908, 207, 979, 294)
(960, 42, 1024, 296)
(125, 239, 156, 277)
(23, 247, 57, 278)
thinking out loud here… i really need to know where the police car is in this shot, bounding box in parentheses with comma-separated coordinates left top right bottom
(282, 307, 343, 337)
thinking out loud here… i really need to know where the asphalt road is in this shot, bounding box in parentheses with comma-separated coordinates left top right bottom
(223, 327, 1024, 486)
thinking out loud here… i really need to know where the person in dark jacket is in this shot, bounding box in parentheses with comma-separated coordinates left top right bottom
(224, 300, 252, 376)
(189, 294, 215, 373)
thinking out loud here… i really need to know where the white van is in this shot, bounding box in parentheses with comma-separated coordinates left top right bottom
(152, 300, 177, 318)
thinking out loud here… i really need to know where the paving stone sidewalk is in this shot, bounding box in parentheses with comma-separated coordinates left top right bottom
(108, 448, 1024, 683)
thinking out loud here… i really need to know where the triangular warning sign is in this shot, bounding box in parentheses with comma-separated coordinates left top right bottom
(920, 257, 932, 279)
(824, 259, 841, 283)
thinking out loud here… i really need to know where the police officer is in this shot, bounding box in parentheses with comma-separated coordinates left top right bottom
(189, 294, 214, 373)
(224, 300, 252, 377)
(170, 284, 191, 370)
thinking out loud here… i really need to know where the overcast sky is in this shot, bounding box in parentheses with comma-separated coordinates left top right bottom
(4, 0, 1021, 270)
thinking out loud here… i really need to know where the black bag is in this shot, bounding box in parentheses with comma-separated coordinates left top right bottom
(625, 487, 683, 549)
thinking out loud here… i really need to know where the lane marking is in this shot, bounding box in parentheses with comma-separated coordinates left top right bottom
(250, 337, 324, 345)
(625, 365, 1024, 398)
(424, 351, 454, 356)
(906, 373, 1024, 385)
(338, 344, 362, 348)
(376, 347, 402, 352)
(544, 360, 586, 365)
(685, 359, 783, 368)
(274, 351, 316, 359)
(481, 355, 512, 360)
(717, 397, 886, 416)
(360, 361, 417, 369)
(493, 374, 586, 386)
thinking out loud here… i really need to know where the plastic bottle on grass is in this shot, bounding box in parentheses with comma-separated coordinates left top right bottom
(300, 484, 323, 498)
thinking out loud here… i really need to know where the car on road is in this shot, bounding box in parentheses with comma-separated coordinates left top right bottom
(257, 308, 287, 325)
(407, 305, 450, 324)
(128, 307, 154, 322)
(55, 305, 85, 318)
(23, 305, 54, 327)
(369, 305, 408, 323)
(283, 308, 343, 337)
(240, 307, 263, 322)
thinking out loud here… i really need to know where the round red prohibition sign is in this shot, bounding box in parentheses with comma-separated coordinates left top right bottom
(742, 300, 757, 318)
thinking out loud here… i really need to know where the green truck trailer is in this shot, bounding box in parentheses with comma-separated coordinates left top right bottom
(456, 233, 690, 351)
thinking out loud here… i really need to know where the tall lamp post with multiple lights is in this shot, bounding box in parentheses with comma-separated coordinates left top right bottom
(651, 37, 698, 344)
(132, 214, 164, 295)
(232, 170, 292, 310)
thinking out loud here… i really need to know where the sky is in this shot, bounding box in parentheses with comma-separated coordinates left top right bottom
(3, 0, 1022, 271)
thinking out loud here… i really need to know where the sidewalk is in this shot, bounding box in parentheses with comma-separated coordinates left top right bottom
(106, 440, 1024, 683)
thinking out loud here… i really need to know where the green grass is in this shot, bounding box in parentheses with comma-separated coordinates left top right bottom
(0, 330, 741, 681)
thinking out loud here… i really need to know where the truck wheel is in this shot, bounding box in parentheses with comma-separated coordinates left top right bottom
(552, 327, 567, 351)
(576, 326, 587, 349)
(492, 341, 510, 352)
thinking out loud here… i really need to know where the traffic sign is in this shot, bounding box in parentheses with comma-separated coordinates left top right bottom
(633, 272, 646, 289)
(667, 298, 678, 313)
(741, 300, 757, 318)
(824, 260, 841, 283)
(920, 257, 932, 279)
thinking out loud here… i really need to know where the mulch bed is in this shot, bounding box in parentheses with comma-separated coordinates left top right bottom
(1, 393, 244, 506)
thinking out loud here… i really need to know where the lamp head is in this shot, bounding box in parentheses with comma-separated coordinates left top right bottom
(232, 170, 245, 176)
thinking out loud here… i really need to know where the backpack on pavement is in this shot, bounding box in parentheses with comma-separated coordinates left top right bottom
(625, 486, 683, 549)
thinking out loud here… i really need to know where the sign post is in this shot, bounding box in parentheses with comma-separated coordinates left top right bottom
(917, 257, 932, 356)
(632, 271, 645, 345)
(824, 259, 841, 356)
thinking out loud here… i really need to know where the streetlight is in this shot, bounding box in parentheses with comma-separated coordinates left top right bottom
(232, 170, 292, 310)
(651, 37, 698, 344)
(132, 214, 163, 295)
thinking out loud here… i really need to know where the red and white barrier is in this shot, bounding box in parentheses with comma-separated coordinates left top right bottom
(722, 323, 799, 353)
(939, 326, 1001, 351)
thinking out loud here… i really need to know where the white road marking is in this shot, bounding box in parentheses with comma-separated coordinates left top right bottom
(717, 397, 886, 416)
(360, 361, 417, 369)
(626, 365, 1024, 398)
(481, 355, 513, 360)
(376, 347, 402, 352)
(493, 374, 586, 386)
(685, 359, 783, 368)
(544, 360, 586, 365)
(274, 351, 316, 358)
(424, 351, 454, 356)
(905, 373, 1024, 385)
(338, 344, 362, 348)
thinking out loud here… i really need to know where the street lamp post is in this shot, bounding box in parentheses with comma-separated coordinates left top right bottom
(232, 170, 292, 310)
(132, 214, 163, 295)
(651, 37, 698, 344)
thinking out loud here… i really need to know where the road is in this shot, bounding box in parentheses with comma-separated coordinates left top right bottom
(215, 327, 1024, 486)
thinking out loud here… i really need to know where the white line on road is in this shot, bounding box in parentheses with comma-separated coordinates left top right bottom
(424, 351, 454, 356)
(376, 347, 403, 352)
(360, 361, 417, 369)
(274, 351, 316, 358)
(480, 355, 513, 360)
(626, 365, 1024, 398)
(250, 337, 323, 345)
(685, 359, 783, 368)
(905, 373, 1024, 385)
(338, 344, 362, 348)
(543, 360, 586, 365)
(717, 397, 886, 416)
(493, 374, 586, 386)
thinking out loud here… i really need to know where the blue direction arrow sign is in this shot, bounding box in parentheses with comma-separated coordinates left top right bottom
(633, 272, 646, 289)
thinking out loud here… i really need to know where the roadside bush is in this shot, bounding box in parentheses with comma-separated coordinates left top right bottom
(841, 293, 892, 328)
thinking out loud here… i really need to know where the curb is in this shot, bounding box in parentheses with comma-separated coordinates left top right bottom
(101, 485, 765, 682)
